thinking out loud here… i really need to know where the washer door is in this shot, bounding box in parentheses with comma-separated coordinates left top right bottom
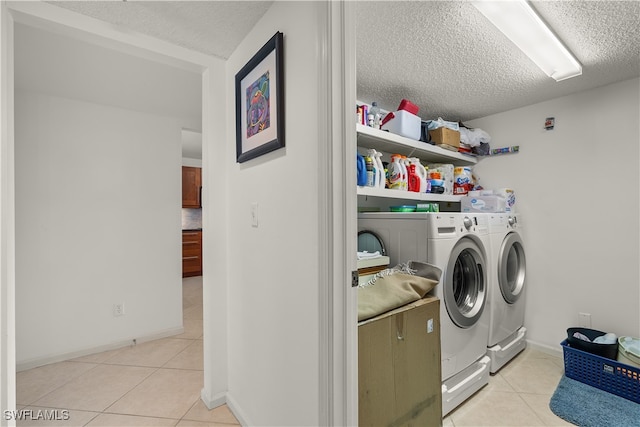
(498, 232, 526, 304)
(443, 237, 487, 328)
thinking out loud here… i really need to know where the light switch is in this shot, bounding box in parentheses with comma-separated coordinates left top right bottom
(251, 202, 258, 227)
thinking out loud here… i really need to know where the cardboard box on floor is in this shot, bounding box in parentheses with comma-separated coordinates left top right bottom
(358, 296, 442, 426)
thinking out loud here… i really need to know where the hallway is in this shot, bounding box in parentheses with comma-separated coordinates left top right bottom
(16, 277, 239, 426)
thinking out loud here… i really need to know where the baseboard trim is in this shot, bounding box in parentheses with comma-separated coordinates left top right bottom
(16, 326, 185, 372)
(527, 338, 563, 359)
(200, 387, 225, 410)
(226, 392, 251, 427)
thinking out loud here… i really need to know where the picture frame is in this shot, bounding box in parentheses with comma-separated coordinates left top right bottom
(235, 31, 284, 163)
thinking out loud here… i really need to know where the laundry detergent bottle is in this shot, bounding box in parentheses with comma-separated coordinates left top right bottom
(409, 157, 428, 193)
(388, 154, 405, 190)
(407, 163, 420, 192)
(401, 156, 409, 190)
(373, 150, 385, 188)
(367, 149, 385, 189)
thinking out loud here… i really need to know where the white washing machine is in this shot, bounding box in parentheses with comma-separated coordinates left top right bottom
(486, 213, 527, 373)
(358, 212, 491, 416)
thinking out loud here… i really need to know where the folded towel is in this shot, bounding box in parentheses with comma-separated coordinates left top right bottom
(357, 251, 381, 260)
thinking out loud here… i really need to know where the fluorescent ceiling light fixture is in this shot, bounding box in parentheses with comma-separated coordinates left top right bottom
(473, 0, 582, 81)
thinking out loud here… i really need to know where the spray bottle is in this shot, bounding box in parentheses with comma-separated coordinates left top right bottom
(372, 150, 385, 189)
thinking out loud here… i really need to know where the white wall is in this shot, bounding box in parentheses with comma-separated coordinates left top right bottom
(223, 2, 325, 425)
(469, 78, 640, 351)
(15, 91, 184, 367)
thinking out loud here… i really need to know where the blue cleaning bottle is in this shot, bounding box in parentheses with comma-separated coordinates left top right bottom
(357, 153, 367, 186)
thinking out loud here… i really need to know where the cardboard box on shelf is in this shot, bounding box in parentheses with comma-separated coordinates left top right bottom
(429, 127, 460, 149)
(359, 297, 442, 426)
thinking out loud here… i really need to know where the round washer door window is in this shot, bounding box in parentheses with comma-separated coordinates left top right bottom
(498, 232, 526, 304)
(443, 237, 487, 328)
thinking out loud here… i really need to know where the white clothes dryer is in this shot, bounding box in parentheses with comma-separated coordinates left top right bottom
(486, 213, 527, 373)
(358, 212, 491, 416)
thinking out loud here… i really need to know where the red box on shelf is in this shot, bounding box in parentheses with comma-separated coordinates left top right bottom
(398, 99, 419, 115)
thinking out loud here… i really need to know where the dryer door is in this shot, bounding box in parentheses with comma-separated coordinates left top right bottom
(498, 232, 526, 304)
(443, 237, 487, 328)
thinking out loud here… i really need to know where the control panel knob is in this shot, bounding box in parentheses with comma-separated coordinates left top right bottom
(508, 216, 516, 226)
(463, 217, 473, 230)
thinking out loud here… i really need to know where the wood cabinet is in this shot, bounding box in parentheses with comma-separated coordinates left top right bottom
(182, 230, 202, 277)
(358, 297, 442, 426)
(182, 166, 202, 208)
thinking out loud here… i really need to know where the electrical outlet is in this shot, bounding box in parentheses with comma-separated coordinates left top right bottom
(114, 303, 125, 317)
(578, 312, 591, 328)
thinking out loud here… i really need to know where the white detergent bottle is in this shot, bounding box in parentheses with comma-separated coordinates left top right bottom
(373, 150, 385, 189)
(388, 155, 404, 190)
(410, 157, 428, 193)
(366, 149, 379, 187)
(400, 156, 409, 190)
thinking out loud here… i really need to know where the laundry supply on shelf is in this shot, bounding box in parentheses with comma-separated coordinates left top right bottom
(454, 166, 473, 195)
(459, 127, 491, 147)
(368, 102, 382, 129)
(425, 117, 459, 131)
(356, 153, 367, 186)
(388, 154, 407, 190)
(381, 109, 421, 140)
(357, 251, 382, 260)
(427, 163, 454, 195)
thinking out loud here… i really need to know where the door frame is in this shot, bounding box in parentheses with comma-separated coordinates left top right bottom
(0, 0, 230, 420)
(0, 2, 16, 422)
(0, 1, 357, 425)
(319, 1, 358, 425)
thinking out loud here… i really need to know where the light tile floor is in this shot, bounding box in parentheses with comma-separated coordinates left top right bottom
(443, 347, 573, 427)
(17, 277, 570, 426)
(16, 276, 240, 427)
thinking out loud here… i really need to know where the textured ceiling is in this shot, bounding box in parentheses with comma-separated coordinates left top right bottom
(357, 1, 640, 121)
(44, 1, 640, 122)
(48, 0, 274, 59)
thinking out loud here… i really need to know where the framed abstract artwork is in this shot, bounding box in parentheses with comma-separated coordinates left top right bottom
(235, 31, 284, 163)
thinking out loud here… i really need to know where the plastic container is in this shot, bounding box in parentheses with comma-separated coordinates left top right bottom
(495, 188, 516, 212)
(398, 99, 419, 115)
(400, 156, 409, 190)
(365, 156, 375, 187)
(390, 205, 416, 212)
(618, 337, 640, 368)
(408, 158, 427, 193)
(381, 110, 421, 140)
(368, 102, 382, 129)
(567, 327, 619, 360)
(356, 154, 367, 186)
(366, 149, 385, 189)
(461, 195, 507, 213)
(561, 339, 640, 403)
(372, 150, 385, 189)
(388, 155, 405, 190)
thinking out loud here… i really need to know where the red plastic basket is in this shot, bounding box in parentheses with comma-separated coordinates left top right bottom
(561, 339, 640, 403)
